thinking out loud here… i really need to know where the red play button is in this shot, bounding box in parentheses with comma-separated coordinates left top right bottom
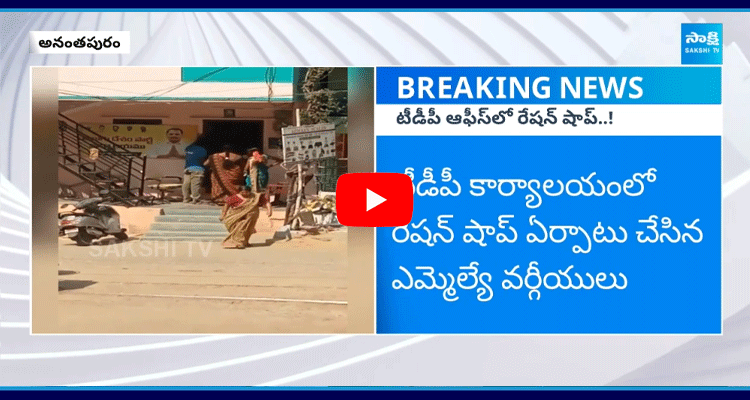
(335, 173, 413, 227)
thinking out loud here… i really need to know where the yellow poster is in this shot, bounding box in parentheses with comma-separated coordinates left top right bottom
(83, 124, 199, 159)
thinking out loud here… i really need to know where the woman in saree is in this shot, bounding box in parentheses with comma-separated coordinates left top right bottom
(204, 145, 244, 205)
(220, 187, 262, 249)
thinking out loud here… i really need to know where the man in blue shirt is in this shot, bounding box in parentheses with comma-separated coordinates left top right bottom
(182, 141, 208, 204)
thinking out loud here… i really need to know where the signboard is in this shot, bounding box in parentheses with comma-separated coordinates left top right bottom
(82, 124, 199, 158)
(281, 123, 336, 163)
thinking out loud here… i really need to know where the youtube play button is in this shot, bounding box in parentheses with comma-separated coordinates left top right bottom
(336, 173, 413, 227)
(366, 189, 387, 212)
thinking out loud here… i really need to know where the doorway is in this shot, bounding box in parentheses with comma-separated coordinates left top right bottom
(200, 120, 264, 155)
(198, 120, 264, 195)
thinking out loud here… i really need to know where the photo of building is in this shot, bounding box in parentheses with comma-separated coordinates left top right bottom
(54, 67, 350, 334)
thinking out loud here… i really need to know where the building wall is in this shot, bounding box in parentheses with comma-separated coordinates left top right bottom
(59, 100, 296, 196)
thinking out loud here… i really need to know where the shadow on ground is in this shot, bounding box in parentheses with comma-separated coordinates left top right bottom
(257, 238, 278, 247)
(59, 280, 97, 291)
(59, 237, 135, 246)
(95, 237, 137, 245)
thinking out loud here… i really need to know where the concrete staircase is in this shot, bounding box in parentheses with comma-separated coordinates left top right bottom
(141, 206, 227, 241)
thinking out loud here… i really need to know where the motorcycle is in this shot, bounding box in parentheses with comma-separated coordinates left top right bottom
(58, 190, 128, 246)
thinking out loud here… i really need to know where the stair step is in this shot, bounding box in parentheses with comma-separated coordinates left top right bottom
(142, 230, 227, 238)
(149, 222, 227, 232)
(155, 215, 222, 223)
(162, 208, 223, 216)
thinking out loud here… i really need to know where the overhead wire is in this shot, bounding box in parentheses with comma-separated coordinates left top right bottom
(59, 68, 307, 103)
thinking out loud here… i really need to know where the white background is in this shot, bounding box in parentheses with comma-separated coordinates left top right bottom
(376, 104, 723, 136)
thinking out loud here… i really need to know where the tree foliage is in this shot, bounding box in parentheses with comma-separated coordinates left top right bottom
(299, 67, 347, 126)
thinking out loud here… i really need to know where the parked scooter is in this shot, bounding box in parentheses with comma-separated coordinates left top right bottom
(58, 190, 128, 246)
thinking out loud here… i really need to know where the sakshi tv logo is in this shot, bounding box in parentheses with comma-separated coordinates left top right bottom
(681, 23, 722, 65)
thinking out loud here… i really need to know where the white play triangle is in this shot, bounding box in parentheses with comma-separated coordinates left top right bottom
(366, 188, 387, 212)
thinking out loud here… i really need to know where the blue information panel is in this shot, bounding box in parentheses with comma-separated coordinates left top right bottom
(375, 135, 721, 334)
(376, 66, 721, 105)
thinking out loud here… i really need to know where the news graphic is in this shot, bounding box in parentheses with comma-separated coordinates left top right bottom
(5, 10, 750, 389)
(375, 67, 722, 334)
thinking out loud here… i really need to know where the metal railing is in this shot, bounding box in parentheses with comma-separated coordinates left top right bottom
(58, 113, 147, 205)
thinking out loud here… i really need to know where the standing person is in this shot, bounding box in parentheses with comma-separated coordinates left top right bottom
(219, 186, 261, 249)
(204, 145, 244, 205)
(244, 148, 272, 218)
(182, 140, 207, 204)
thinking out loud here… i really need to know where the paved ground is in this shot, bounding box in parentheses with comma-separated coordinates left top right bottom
(57, 219, 348, 334)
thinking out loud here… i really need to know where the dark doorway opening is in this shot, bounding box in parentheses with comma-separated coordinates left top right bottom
(199, 120, 264, 155)
(197, 120, 264, 196)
